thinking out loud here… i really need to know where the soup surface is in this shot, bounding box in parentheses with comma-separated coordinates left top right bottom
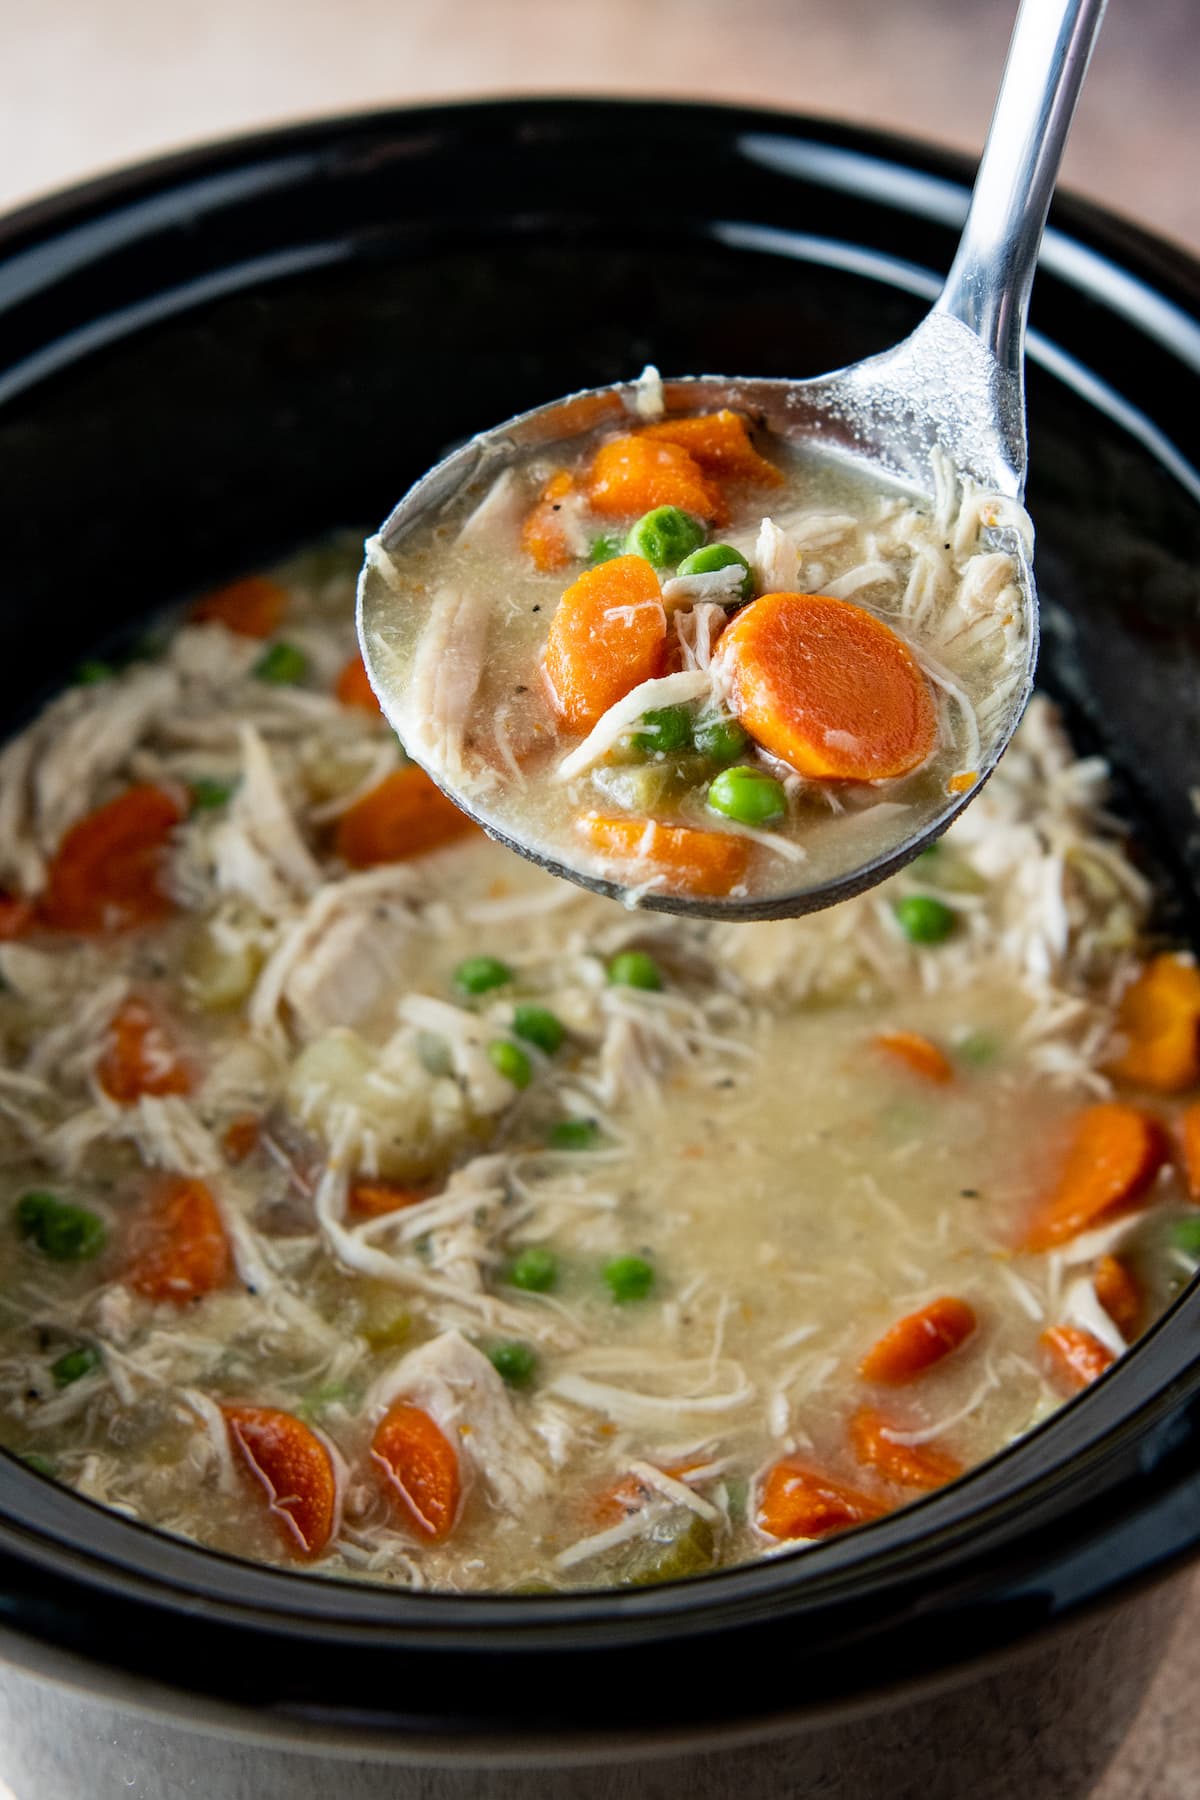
(361, 391, 1032, 909)
(0, 541, 1196, 1591)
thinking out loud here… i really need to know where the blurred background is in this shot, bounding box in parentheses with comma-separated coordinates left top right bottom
(2, 0, 1197, 249)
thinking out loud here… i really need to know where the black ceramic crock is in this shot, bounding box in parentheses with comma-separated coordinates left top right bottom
(1, 100, 1199, 1800)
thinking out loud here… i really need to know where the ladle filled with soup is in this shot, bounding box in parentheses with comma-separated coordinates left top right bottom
(360, 392, 1033, 915)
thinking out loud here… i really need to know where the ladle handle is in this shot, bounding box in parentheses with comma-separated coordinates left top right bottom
(935, 0, 1108, 379)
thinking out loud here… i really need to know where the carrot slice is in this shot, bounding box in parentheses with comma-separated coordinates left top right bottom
(521, 470, 578, 572)
(1093, 1254, 1141, 1342)
(335, 652, 381, 714)
(714, 592, 937, 781)
(221, 1114, 261, 1164)
(371, 1400, 460, 1541)
(41, 785, 184, 934)
(349, 1180, 427, 1219)
(873, 1029, 954, 1085)
(1020, 1102, 1166, 1252)
(848, 1405, 963, 1491)
(757, 1459, 888, 1540)
(860, 1297, 977, 1384)
(192, 574, 287, 638)
(222, 1403, 338, 1557)
(1108, 955, 1200, 1092)
(589, 1460, 707, 1527)
(97, 997, 194, 1104)
(334, 766, 480, 867)
(1039, 1325, 1115, 1394)
(640, 410, 783, 486)
(578, 813, 750, 898)
(1181, 1100, 1200, 1201)
(585, 434, 726, 523)
(542, 555, 668, 733)
(0, 893, 34, 939)
(126, 1176, 232, 1305)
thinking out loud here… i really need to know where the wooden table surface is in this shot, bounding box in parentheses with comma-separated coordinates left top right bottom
(1, 1, 1198, 1794)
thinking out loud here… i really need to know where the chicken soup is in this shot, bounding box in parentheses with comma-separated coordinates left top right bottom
(0, 542, 1195, 1591)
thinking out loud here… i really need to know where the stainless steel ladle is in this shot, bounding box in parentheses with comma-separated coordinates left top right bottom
(359, 0, 1107, 921)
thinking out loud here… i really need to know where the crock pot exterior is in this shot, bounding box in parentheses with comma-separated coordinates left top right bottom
(1, 99, 1199, 1794)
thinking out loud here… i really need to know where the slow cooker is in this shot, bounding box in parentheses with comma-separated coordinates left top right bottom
(0, 99, 1198, 1800)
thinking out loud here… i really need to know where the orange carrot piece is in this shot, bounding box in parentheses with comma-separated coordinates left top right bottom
(1181, 1101, 1200, 1201)
(639, 410, 783, 486)
(335, 652, 381, 714)
(1108, 955, 1200, 1092)
(1039, 1324, 1115, 1394)
(873, 1029, 954, 1085)
(1093, 1254, 1141, 1342)
(520, 470, 578, 572)
(585, 434, 726, 523)
(97, 997, 194, 1104)
(1020, 1102, 1166, 1252)
(714, 592, 937, 781)
(848, 1405, 964, 1491)
(859, 1297, 977, 1385)
(40, 785, 184, 934)
(126, 1176, 232, 1305)
(0, 892, 34, 939)
(221, 1114, 261, 1164)
(192, 574, 287, 638)
(334, 766, 479, 867)
(349, 1179, 428, 1219)
(589, 1460, 707, 1527)
(371, 1400, 460, 1542)
(222, 1403, 338, 1557)
(542, 555, 667, 733)
(578, 813, 750, 898)
(757, 1459, 889, 1540)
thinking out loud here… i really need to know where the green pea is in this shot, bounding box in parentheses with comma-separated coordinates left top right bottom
(607, 950, 662, 991)
(506, 1245, 558, 1291)
(632, 705, 693, 755)
(51, 1345, 101, 1389)
(512, 1004, 565, 1056)
(298, 1380, 351, 1421)
(189, 776, 235, 812)
(893, 895, 957, 944)
(546, 1118, 601, 1151)
(488, 1039, 533, 1089)
(707, 766, 787, 826)
(723, 1475, 749, 1522)
(624, 507, 706, 569)
(958, 1030, 998, 1067)
(253, 641, 308, 685)
(693, 712, 749, 764)
(588, 533, 623, 565)
(488, 1341, 537, 1387)
(16, 1193, 107, 1262)
(19, 1453, 57, 1478)
(1170, 1217, 1200, 1260)
(603, 1254, 655, 1303)
(455, 955, 513, 995)
(676, 543, 754, 601)
(75, 658, 116, 686)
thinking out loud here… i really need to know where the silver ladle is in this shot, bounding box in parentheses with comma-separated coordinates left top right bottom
(359, 0, 1107, 921)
